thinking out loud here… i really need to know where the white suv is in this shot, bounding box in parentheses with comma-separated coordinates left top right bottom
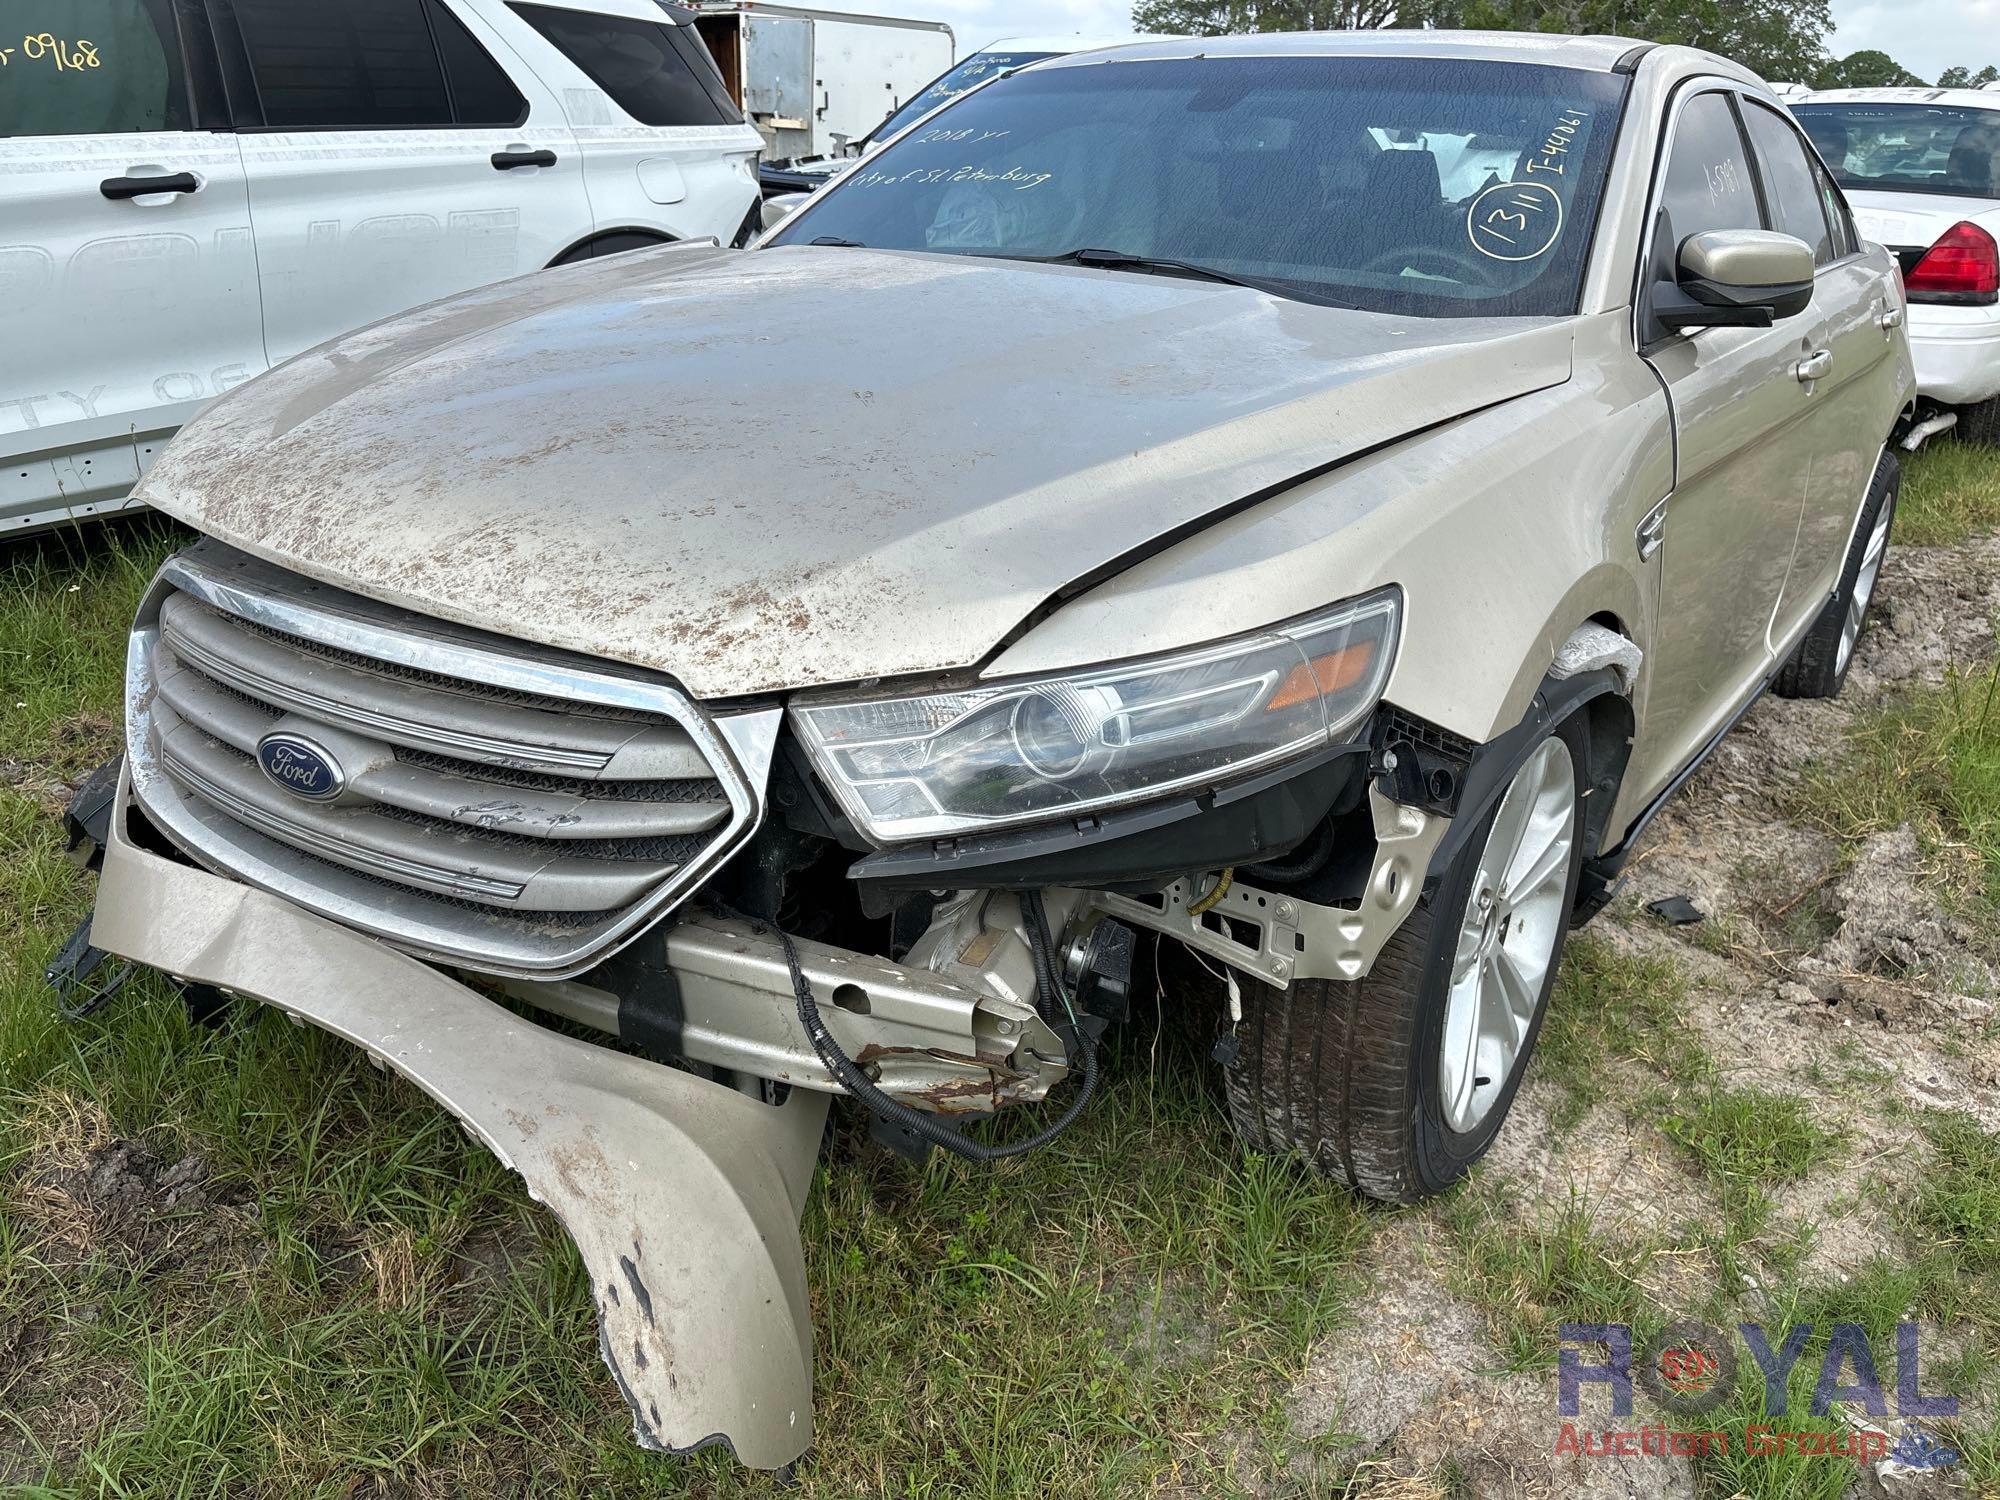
(0, 0, 761, 537)
(1794, 88, 2000, 442)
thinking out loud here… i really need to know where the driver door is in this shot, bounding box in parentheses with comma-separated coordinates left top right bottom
(1630, 88, 1825, 801)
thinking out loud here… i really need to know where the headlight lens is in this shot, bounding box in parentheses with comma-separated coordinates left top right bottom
(791, 588, 1400, 843)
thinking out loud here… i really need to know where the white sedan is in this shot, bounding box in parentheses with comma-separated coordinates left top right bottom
(1795, 87, 2000, 442)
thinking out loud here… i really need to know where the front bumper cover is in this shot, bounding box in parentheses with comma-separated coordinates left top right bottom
(90, 774, 829, 1470)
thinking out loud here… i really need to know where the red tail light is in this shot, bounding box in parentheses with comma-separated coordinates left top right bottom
(1905, 221, 2000, 303)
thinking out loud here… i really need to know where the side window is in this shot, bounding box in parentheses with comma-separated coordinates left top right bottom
(230, 0, 453, 129)
(426, 0, 527, 127)
(510, 3, 735, 127)
(1657, 91, 1763, 272)
(1810, 155, 1860, 259)
(1742, 101, 1835, 265)
(0, 0, 190, 137)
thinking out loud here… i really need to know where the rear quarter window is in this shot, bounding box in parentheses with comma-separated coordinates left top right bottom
(0, 0, 190, 137)
(511, 3, 739, 127)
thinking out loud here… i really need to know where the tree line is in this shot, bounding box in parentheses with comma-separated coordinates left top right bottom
(1126, 0, 1995, 90)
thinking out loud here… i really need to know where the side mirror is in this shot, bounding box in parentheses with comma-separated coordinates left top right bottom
(760, 193, 809, 233)
(1656, 229, 1815, 331)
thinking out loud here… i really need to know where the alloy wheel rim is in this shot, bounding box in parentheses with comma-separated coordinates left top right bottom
(1836, 504, 1893, 677)
(1437, 736, 1576, 1133)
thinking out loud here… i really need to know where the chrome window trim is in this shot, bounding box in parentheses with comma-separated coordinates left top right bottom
(126, 546, 782, 980)
(1630, 76, 1874, 350)
(1629, 77, 1762, 348)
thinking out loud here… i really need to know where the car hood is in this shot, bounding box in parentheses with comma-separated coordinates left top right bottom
(136, 244, 1574, 699)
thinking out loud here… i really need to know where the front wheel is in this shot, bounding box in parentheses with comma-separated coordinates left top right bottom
(1220, 714, 1589, 1203)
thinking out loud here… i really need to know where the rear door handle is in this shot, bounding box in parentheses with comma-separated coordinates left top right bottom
(1794, 349, 1833, 383)
(491, 148, 558, 171)
(100, 172, 200, 200)
(1877, 305, 1904, 330)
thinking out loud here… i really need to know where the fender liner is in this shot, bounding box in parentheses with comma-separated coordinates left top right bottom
(1422, 665, 1633, 889)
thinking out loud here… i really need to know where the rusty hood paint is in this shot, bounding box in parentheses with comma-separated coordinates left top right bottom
(134, 242, 1575, 698)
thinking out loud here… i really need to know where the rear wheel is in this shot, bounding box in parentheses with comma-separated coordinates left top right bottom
(1773, 451, 1898, 700)
(1220, 714, 1588, 1203)
(1961, 398, 2000, 447)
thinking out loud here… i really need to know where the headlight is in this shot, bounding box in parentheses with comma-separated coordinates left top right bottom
(791, 588, 1400, 844)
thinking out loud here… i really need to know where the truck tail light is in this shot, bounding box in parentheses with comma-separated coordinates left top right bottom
(1904, 221, 1999, 305)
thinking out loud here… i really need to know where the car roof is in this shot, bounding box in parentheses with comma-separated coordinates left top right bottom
(969, 34, 1175, 55)
(1795, 87, 2000, 110)
(1033, 29, 1657, 74)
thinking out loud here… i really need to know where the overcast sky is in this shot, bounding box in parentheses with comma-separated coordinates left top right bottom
(807, 0, 1996, 84)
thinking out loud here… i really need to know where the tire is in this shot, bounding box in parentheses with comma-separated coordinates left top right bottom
(1961, 398, 2000, 447)
(1773, 451, 1899, 701)
(1220, 713, 1590, 1204)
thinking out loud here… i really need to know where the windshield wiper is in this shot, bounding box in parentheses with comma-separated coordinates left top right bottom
(1030, 246, 1262, 286)
(808, 236, 867, 248)
(1018, 247, 1346, 305)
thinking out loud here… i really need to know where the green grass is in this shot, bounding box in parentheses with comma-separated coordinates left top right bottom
(1439, 1190, 1661, 1372)
(1910, 1111, 2000, 1280)
(1660, 1090, 1841, 1190)
(1897, 437, 2000, 547)
(1794, 656, 2000, 913)
(1533, 935, 1710, 1128)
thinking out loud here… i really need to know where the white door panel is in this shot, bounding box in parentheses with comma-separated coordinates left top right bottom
(240, 125, 587, 362)
(0, 131, 260, 521)
(476, 0, 759, 244)
(229, 0, 591, 363)
(564, 124, 760, 239)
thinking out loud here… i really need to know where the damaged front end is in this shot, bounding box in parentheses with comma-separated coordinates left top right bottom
(78, 539, 1451, 1469)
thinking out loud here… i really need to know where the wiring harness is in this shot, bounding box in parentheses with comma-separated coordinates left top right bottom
(774, 892, 1099, 1161)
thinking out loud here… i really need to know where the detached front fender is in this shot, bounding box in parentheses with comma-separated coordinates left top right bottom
(90, 777, 828, 1470)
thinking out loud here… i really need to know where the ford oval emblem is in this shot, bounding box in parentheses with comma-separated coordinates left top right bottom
(255, 733, 346, 801)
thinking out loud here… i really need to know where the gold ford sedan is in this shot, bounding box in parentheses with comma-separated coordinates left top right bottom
(64, 30, 1916, 1469)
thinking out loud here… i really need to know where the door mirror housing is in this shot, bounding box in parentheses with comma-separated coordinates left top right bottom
(1656, 229, 1816, 331)
(760, 193, 810, 232)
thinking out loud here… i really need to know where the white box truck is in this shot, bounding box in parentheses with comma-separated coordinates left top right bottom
(688, 2, 953, 160)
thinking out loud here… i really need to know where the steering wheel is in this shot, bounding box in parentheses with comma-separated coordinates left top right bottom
(1358, 244, 1506, 286)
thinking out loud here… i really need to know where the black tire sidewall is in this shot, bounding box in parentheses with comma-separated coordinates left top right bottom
(1407, 713, 1591, 1193)
(1819, 464, 1899, 697)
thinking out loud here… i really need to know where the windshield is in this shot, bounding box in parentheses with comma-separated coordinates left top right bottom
(775, 55, 1629, 317)
(1794, 102, 2000, 199)
(871, 50, 1061, 144)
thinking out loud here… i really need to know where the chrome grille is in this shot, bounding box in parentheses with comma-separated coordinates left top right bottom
(126, 542, 773, 978)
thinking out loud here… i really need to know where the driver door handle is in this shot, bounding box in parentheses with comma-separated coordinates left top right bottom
(1794, 349, 1833, 383)
(100, 171, 200, 200)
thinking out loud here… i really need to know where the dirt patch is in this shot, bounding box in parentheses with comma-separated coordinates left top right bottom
(1, 713, 120, 817)
(1799, 825, 1998, 1005)
(5, 1096, 249, 1277)
(1845, 532, 2000, 697)
(1478, 1085, 1720, 1245)
(1288, 1228, 1698, 1497)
